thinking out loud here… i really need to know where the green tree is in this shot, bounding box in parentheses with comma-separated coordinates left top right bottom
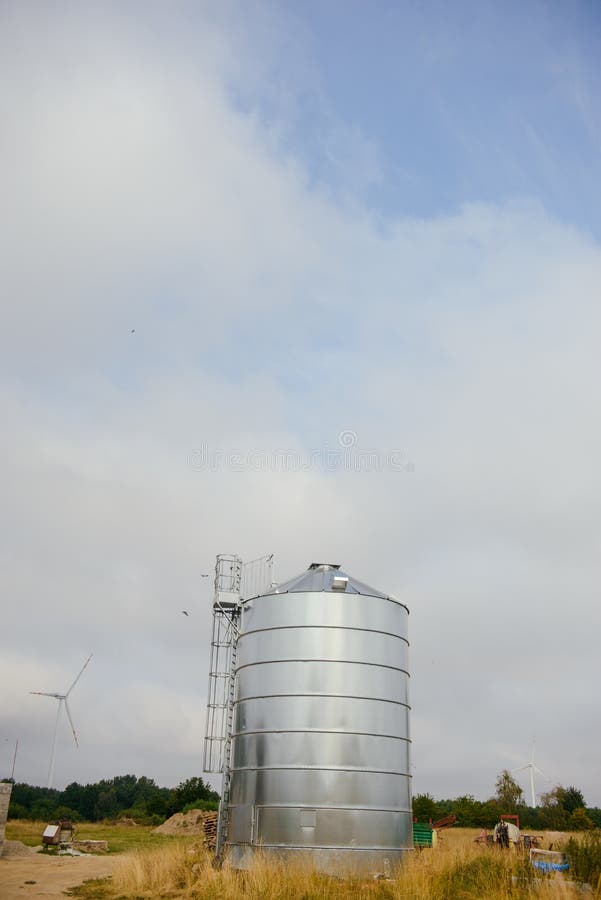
(560, 786, 586, 815)
(570, 807, 594, 831)
(412, 793, 437, 822)
(62, 782, 100, 821)
(168, 777, 219, 815)
(112, 775, 139, 809)
(7, 801, 28, 819)
(53, 805, 82, 822)
(495, 769, 524, 809)
(478, 799, 501, 828)
(94, 788, 119, 820)
(450, 796, 481, 827)
(539, 787, 570, 829)
(146, 792, 169, 818)
(541, 784, 587, 821)
(587, 807, 601, 828)
(31, 798, 60, 820)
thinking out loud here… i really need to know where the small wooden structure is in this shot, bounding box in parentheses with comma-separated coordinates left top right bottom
(42, 820, 75, 847)
(42, 824, 61, 846)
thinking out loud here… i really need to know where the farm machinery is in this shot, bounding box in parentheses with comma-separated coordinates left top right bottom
(413, 814, 457, 848)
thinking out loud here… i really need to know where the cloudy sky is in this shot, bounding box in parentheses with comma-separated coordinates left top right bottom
(1, 0, 600, 806)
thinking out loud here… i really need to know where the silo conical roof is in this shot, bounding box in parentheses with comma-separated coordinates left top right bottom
(269, 562, 389, 599)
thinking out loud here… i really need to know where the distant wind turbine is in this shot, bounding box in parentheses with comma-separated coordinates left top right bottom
(30, 654, 93, 788)
(512, 737, 548, 807)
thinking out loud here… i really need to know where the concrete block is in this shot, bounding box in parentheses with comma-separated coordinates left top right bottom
(0, 783, 13, 856)
(72, 839, 108, 853)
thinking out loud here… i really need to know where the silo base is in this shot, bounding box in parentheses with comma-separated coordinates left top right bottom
(226, 844, 412, 878)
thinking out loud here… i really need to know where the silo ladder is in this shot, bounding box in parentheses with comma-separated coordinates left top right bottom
(203, 555, 242, 857)
(203, 553, 275, 857)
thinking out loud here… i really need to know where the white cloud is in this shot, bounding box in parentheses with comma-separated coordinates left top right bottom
(1, 2, 600, 805)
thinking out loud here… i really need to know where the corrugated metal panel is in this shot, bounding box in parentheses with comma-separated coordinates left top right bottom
(225, 563, 412, 875)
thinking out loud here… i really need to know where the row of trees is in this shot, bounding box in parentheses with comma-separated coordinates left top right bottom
(3, 774, 219, 824)
(413, 770, 600, 830)
(5, 769, 597, 831)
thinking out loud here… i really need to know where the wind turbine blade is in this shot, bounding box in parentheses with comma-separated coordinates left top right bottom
(512, 765, 530, 772)
(64, 698, 79, 748)
(30, 691, 56, 697)
(534, 766, 549, 780)
(67, 653, 93, 696)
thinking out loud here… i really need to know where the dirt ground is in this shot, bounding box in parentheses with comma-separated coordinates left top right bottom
(0, 842, 119, 900)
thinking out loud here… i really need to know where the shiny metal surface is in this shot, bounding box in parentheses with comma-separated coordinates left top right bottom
(241, 592, 408, 637)
(237, 627, 408, 671)
(231, 732, 410, 772)
(230, 768, 412, 808)
(225, 564, 411, 875)
(237, 661, 410, 704)
(235, 696, 410, 738)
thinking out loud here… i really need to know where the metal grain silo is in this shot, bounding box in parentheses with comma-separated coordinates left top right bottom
(209, 561, 412, 876)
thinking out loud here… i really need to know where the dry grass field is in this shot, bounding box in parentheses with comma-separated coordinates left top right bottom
(60, 827, 595, 900)
(4, 822, 598, 899)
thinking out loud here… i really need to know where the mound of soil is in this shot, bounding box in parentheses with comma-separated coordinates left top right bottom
(153, 809, 218, 851)
(153, 809, 216, 836)
(1, 840, 37, 858)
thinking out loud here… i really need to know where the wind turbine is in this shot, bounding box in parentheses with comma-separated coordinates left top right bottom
(513, 737, 547, 807)
(30, 654, 93, 789)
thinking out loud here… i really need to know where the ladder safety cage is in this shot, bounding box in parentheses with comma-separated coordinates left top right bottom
(203, 554, 242, 774)
(203, 553, 275, 856)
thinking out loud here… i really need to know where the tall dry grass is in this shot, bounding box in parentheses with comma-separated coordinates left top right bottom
(106, 830, 587, 900)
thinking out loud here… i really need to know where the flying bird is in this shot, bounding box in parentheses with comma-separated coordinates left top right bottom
(182, 610, 189, 616)
(130, 328, 135, 333)
(200, 573, 209, 577)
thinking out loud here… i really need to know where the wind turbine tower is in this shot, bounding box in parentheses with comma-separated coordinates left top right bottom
(30, 654, 93, 789)
(513, 738, 547, 807)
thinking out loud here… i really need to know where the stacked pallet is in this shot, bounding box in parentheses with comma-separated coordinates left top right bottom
(201, 811, 218, 852)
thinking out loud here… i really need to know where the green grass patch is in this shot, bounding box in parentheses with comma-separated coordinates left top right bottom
(5, 819, 190, 854)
